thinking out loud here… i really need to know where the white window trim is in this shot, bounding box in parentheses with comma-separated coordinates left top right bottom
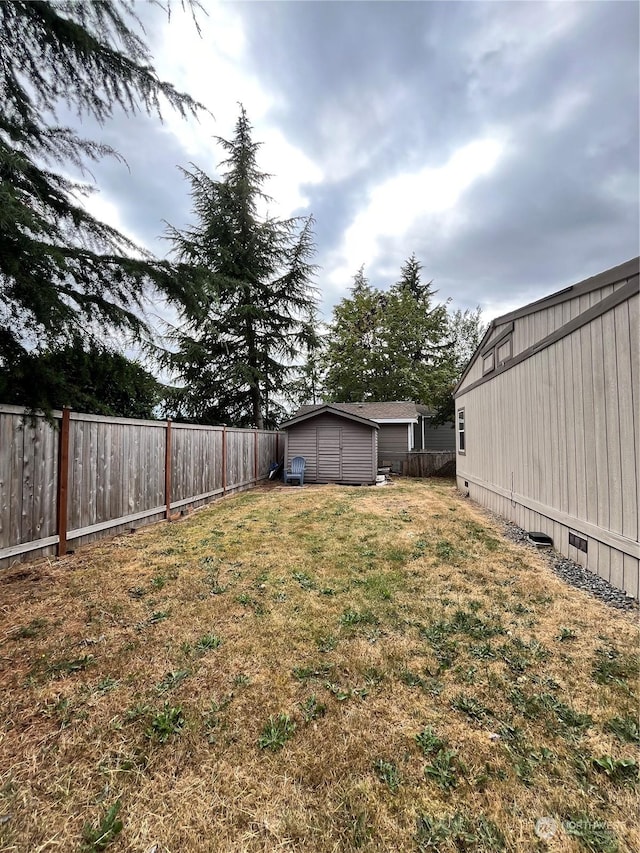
(457, 408, 466, 455)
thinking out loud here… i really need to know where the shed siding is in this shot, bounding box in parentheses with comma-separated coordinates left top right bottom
(285, 413, 376, 484)
(456, 291, 639, 598)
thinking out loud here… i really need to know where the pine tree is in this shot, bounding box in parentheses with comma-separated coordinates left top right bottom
(323, 257, 451, 405)
(323, 267, 386, 402)
(165, 107, 319, 429)
(0, 1, 202, 410)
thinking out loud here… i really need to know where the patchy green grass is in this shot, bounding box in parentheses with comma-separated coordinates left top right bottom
(0, 479, 638, 852)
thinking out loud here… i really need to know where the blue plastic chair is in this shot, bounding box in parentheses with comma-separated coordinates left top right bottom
(284, 456, 305, 486)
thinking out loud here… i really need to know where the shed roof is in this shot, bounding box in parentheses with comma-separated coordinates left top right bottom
(280, 404, 380, 430)
(294, 401, 429, 421)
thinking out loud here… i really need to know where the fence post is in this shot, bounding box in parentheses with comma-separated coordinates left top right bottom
(222, 426, 227, 495)
(254, 431, 258, 483)
(56, 407, 70, 557)
(165, 419, 172, 520)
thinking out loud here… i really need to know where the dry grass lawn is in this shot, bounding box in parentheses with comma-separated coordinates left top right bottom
(0, 479, 638, 853)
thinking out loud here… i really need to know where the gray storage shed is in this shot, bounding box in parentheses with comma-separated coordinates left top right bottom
(280, 405, 379, 485)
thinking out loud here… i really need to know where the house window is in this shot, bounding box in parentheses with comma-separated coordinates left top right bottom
(482, 351, 495, 375)
(457, 409, 465, 454)
(496, 335, 512, 365)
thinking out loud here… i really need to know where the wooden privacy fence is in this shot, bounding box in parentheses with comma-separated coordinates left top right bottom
(0, 404, 284, 569)
(401, 451, 456, 478)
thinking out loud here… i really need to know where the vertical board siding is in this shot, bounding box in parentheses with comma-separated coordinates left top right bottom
(0, 406, 284, 569)
(285, 414, 377, 484)
(456, 291, 639, 597)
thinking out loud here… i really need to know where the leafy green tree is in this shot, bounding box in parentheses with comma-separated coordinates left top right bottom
(0, 1, 202, 411)
(323, 256, 451, 406)
(164, 107, 319, 429)
(0, 339, 161, 418)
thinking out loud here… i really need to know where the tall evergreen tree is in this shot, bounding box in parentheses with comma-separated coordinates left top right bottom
(165, 108, 318, 429)
(285, 307, 326, 408)
(323, 257, 451, 405)
(323, 267, 386, 402)
(0, 1, 202, 410)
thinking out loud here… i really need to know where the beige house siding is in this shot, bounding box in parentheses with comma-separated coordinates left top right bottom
(285, 413, 377, 484)
(460, 260, 637, 390)
(455, 282, 639, 598)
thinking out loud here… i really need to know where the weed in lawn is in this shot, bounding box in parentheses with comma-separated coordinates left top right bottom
(399, 669, 424, 688)
(93, 677, 119, 695)
(591, 755, 639, 785)
(435, 540, 456, 561)
(123, 702, 150, 724)
(451, 693, 491, 721)
(558, 626, 578, 641)
(156, 669, 190, 693)
(469, 642, 496, 660)
(298, 694, 326, 722)
(363, 666, 385, 686)
(325, 682, 369, 702)
(136, 610, 170, 630)
(451, 608, 504, 639)
(416, 812, 505, 852)
(292, 663, 334, 682)
(195, 634, 222, 654)
(317, 634, 338, 653)
(563, 813, 618, 853)
(415, 726, 446, 756)
(592, 646, 639, 688)
(150, 574, 166, 590)
(424, 748, 460, 790)
(319, 587, 336, 596)
(258, 713, 296, 751)
(233, 673, 250, 688)
(145, 702, 184, 743)
(605, 715, 640, 743)
(373, 758, 400, 792)
(292, 571, 315, 590)
(43, 654, 95, 679)
(453, 665, 478, 685)
(9, 618, 48, 639)
(127, 586, 146, 599)
(340, 609, 379, 628)
(80, 799, 123, 851)
(411, 539, 428, 560)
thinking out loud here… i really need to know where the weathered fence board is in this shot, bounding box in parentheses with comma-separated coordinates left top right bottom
(0, 405, 285, 569)
(402, 451, 456, 478)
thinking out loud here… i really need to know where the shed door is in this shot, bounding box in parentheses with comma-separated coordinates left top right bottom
(317, 427, 342, 481)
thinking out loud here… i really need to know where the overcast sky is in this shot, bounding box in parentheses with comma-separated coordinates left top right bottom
(81, 0, 639, 324)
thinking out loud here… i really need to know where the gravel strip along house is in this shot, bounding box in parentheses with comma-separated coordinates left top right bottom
(455, 257, 639, 599)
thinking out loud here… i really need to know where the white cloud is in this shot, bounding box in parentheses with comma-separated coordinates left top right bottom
(149, 1, 322, 218)
(325, 135, 505, 290)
